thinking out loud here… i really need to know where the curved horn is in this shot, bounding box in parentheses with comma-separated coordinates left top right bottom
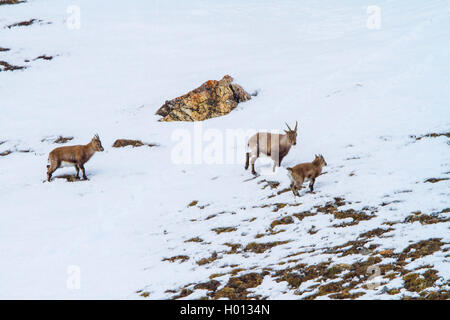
(295, 121, 298, 131)
(285, 122, 292, 131)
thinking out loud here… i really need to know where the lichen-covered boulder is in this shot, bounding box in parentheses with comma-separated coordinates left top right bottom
(156, 75, 251, 121)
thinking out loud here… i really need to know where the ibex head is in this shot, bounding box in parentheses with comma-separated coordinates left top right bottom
(91, 134, 104, 152)
(284, 121, 298, 145)
(314, 154, 327, 166)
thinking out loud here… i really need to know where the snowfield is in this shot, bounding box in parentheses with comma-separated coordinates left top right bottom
(0, 0, 449, 299)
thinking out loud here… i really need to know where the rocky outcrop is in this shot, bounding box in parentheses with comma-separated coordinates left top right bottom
(0, 61, 25, 72)
(112, 139, 158, 148)
(156, 75, 252, 122)
(0, 0, 26, 6)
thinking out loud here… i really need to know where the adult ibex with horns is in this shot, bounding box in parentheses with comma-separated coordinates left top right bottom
(46, 134, 104, 181)
(245, 122, 298, 175)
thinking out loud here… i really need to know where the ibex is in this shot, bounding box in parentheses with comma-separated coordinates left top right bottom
(46, 134, 104, 182)
(245, 121, 298, 175)
(286, 154, 327, 196)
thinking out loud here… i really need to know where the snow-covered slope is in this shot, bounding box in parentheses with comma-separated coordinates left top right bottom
(0, 0, 449, 299)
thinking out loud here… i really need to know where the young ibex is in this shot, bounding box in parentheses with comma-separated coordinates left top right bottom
(46, 134, 104, 182)
(245, 121, 298, 175)
(286, 154, 327, 196)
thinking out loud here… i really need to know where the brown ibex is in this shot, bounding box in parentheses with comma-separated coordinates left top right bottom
(46, 134, 104, 182)
(245, 122, 298, 175)
(286, 154, 327, 196)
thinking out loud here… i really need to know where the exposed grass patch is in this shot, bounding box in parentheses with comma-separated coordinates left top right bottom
(359, 227, 393, 239)
(314, 281, 346, 298)
(293, 211, 316, 221)
(0, 0, 25, 6)
(0, 150, 12, 157)
(398, 238, 443, 263)
(313, 198, 375, 227)
(387, 288, 401, 295)
(210, 272, 266, 300)
(419, 290, 450, 300)
(324, 264, 350, 279)
(34, 55, 53, 61)
(333, 240, 379, 257)
(254, 202, 300, 211)
(270, 216, 294, 229)
(188, 200, 198, 207)
(244, 241, 290, 254)
(424, 177, 449, 183)
(223, 243, 241, 254)
(276, 188, 291, 195)
(333, 209, 371, 220)
(230, 268, 246, 276)
(49, 136, 73, 144)
(194, 280, 221, 292)
(403, 270, 439, 293)
(333, 197, 346, 206)
(6, 19, 40, 29)
(412, 132, 450, 141)
(212, 227, 237, 234)
(404, 211, 450, 225)
(272, 203, 287, 212)
(275, 256, 383, 299)
(268, 229, 286, 236)
(184, 237, 203, 243)
(0, 60, 25, 71)
(328, 290, 365, 299)
(274, 262, 329, 289)
(197, 252, 218, 265)
(379, 250, 394, 257)
(173, 288, 193, 299)
(0, 147, 32, 157)
(162, 255, 190, 263)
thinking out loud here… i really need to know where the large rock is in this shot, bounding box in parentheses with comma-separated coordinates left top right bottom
(156, 75, 251, 121)
(112, 139, 158, 148)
